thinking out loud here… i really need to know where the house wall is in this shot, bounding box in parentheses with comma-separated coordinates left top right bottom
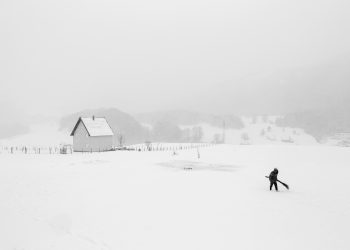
(73, 122, 114, 152)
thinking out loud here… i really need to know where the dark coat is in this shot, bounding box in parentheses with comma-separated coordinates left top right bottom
(269, 170, 278, 183)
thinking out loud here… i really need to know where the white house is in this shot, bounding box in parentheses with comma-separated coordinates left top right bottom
(70, 116, 114, 152)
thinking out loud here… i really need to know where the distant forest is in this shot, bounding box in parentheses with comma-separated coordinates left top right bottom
(135, 110, 244, 129)
(276, 107, 350, 141)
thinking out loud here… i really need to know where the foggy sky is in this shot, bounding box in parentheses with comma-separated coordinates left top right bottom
(1, 0, 350, 116)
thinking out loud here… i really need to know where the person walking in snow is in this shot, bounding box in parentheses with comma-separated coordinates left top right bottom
(269, 168, 279, 191)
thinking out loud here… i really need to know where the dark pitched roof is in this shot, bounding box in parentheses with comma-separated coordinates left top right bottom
(70, 117, 114, 137)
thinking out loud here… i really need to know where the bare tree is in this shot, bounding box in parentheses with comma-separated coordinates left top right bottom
(260, 129, 266, 136)
(117, 133, 125, 147)
(241, 132, 250, 144)
(145, 141, 152, 151)
(213, 133, 222, 144)
(191, 126, 203, 142)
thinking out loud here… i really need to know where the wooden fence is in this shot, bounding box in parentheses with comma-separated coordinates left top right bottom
(0, 146, 72, 154)
(127, 143, 214, 152)
(0, 143, 215, 154)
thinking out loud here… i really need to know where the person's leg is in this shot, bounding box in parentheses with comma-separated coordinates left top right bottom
(270, 182, 273, 190)
(274, 182, 278, 191)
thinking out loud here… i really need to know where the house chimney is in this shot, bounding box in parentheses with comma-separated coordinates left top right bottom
(92, 115, 95, 120)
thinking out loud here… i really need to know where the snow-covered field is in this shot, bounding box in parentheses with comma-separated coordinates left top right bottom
(1, 145, 349, 250)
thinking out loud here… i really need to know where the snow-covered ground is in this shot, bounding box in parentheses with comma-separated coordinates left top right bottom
(1, 145, 349, 250)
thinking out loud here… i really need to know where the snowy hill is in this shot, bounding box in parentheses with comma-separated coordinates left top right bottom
(0, 145, 349, 250)
(178, 115, 318, 145)
(0, 121, 71, 147)
(136, 111, 319, 145)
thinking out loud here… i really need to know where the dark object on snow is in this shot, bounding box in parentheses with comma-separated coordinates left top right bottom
(276, 179, 289, 190)
(265, 168, 289, 191)
(268, 168, 279, 190)
(270, 180, 278, 191)
(269, 168, 279, 183)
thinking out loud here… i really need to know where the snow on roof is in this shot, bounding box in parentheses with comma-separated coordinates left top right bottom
(71, 117, 114, 137)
